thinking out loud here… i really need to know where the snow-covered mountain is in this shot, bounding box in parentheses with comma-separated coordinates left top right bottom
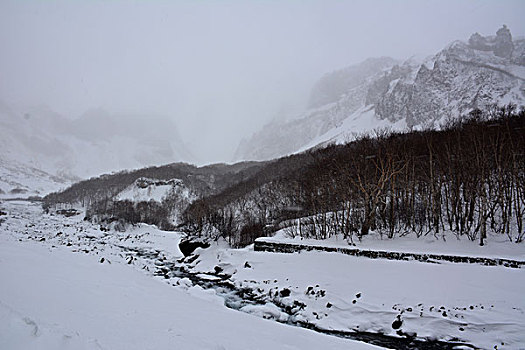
(235, 26, 525, 161)
(234, 57, 398, 161)
(0, 101, 194, 197)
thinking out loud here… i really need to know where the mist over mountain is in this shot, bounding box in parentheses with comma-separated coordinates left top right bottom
(2, 22, 525, 197)
(235, 26, 525, 161)
(0, 101, 193, 196)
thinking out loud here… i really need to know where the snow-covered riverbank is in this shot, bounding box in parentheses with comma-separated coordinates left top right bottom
(1, 200, 524, 349)
(0, 201, 377, 350)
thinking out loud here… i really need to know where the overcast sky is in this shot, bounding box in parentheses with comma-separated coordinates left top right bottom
(1, 0, 524, 164)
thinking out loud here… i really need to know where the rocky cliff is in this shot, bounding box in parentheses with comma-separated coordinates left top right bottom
(235, 26, 525, 161)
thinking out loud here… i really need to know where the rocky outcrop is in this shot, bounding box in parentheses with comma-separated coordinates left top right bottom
(494, 25, 514, 58)
(234, 57, 397, 161)
(235, 26, 525, 162)
(308, 57, 397, 108)
(468, 32, 491, 51)
(376, 26, 524, 127)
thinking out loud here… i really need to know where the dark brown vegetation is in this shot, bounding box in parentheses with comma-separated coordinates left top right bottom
(183, 105, 525, 247)
(42, 161, 267, 229)
(43, 105, 524, 248)
(43, 161, 267, 209)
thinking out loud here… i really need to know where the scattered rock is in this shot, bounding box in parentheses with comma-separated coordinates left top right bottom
(392, 316, 403, 330)
(279, 288, 291, 298)
(56, 209, 80, 217)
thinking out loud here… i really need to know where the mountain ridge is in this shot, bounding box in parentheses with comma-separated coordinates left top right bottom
(234, 26, 525, 162)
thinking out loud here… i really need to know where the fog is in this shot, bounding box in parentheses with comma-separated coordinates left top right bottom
(1, 0, 524, 164)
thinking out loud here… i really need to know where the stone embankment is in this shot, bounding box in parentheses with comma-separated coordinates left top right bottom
(254, 239, 525, 269)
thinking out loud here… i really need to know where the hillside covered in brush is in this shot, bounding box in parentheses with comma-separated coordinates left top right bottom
(44, 105, 524, 247)
(184, 105, 525, 247)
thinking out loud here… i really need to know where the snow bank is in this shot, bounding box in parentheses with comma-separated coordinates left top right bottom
(0, 203, 377, 350)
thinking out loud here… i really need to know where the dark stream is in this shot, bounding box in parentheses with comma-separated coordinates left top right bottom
(123, 246, 478, 350)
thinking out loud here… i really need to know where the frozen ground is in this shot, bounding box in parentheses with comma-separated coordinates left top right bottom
(185, 243, 525, 349)
(0, 201, 376, 350)
(1, 201, 524, 349)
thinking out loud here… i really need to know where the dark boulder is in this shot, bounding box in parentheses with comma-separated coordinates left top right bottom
(392, 316, 403, 330)
(179, 237, 210, 257)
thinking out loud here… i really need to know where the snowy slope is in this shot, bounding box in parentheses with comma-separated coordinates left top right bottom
(296, 106, 406, 153)
(234, 58, 398, 161)
(114, 177, 197, 225)
(235, 26, 525, 161)
(0, 158, 71, 198)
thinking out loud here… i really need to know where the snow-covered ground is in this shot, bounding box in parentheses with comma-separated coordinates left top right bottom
(1, 200, 524, 349)
(0, 158, 72, 199)
(0, 201, 377, 350)
(186, 242, 525, 349)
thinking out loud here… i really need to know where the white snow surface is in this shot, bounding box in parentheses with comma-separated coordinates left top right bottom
(1, 200, 525, 349)
(297, 106, 407, 153)
(188, 242, 525, 349)
(116, 183, 173, 202)
(0, 201, 377, 350)
(0, 158, 71, 199)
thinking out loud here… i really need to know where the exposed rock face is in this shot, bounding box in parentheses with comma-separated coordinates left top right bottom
(468, 32, 491, 51)
(235, 26, 525, 161)
(365, 62, 415, 107)
(376, 26, 524, 127)
(235, 57, 398, 161)
(494, 25, 514, 58)
(467, 25, 516, 59)
(308, 57, 397, 108)
(513, 39, 525, 66)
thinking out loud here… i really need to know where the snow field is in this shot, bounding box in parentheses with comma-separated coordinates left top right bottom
(0, 201, 378, 350)
(2, 201, 524, 349)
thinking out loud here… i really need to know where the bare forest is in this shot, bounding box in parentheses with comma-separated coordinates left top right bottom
(183, 105, 525, 247)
